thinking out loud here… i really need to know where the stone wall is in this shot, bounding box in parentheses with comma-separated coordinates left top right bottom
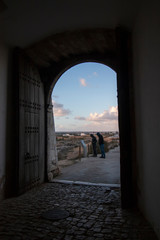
(133, 1, 160, 238)
(47, 102, 59, 181)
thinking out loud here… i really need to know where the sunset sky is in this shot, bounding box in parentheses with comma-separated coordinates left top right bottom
(52, 62, 119, 132)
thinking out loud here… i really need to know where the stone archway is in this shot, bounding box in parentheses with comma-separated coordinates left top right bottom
(24, 28, 136, 208)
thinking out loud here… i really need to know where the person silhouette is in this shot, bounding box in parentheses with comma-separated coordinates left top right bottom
(97, 132, 105, 158)
(90, 134, 97, 157)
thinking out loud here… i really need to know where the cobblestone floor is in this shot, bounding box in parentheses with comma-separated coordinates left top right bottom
(0, 183, 158, 240)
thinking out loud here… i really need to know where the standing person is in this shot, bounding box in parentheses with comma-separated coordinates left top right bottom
(90, 134, 97, 157)
(97, 132, 105, 158)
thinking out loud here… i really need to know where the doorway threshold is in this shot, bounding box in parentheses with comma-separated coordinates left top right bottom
(51, 179, 120, 188)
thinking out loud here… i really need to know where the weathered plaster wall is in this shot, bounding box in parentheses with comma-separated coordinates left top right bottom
(47, 101, 59, 181)
(133, 1, 160, 238)
(0, 43, 10, 200)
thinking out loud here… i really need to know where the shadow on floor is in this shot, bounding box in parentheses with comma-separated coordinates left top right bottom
(0, 183, 158, 239)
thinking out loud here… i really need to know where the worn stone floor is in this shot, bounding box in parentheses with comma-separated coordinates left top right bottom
(0, 183, 158, 240)
(55, 147, 120, 185)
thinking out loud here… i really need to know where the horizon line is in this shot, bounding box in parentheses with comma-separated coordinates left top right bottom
(55, 130, 119, 132)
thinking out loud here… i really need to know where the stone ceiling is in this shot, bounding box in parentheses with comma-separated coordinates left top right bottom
(25, 29, 116, 69)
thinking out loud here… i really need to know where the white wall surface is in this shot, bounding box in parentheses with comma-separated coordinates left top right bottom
(133, 1, 160, 238)
(0, 43, 9, 199)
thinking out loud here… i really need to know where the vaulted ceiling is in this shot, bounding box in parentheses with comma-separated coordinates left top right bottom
(25, 29, 116, 68)
(0, 0, 140, 70)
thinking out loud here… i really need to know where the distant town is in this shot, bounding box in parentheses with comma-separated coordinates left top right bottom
(56, 131, 119, 137)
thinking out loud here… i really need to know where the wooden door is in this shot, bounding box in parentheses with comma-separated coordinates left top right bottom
(16, 52, 45, 194)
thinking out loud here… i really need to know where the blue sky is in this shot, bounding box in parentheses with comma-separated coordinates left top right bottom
(52, 62, 118, 132)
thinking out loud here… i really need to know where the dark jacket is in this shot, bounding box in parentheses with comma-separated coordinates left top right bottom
(97, 133, 104, 145)
(91, 135, 97, 145)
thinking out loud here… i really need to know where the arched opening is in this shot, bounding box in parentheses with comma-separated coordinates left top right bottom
(44, 38, 134, 208)
(14, 28, 135, 208)
(51, 62, 120, 186)
(44, 35, 134, 208)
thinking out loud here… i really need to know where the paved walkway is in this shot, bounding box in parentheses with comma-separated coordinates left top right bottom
(0, 182, 158, 240)
(54, 147, 120, 185)
(0, 148, 158, 239)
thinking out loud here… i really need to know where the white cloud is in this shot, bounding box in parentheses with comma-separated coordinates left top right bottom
(53, 101, 71, 117)
(54, 105, 119, 132)
(82, 121, 118, 131)
(80, 78, 87, 87)
(87, 106, 118, 122)
(58, 120, 118, 132)
(56, 124, 64, 129)
(93, 72, 98, 76)
(75, 116, 86, 121)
